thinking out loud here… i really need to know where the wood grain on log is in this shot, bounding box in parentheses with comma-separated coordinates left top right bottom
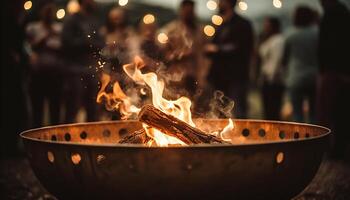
(118, 129, 150, 144)
(138, 104, 229, 145)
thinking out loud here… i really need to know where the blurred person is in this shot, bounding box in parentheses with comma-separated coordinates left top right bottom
(161, 0, 207, 98)
(258, 17, 285, 120)
(205, 0, 254, 118)
(100, 7, 138, 70)
(317, 0, 350, 158)
(283, 6, 318, 123)
(25, 3, 63, 127)
(61, 0, 103, 123)
(138, 20, 163, 72)
(1, 1, 29, 157)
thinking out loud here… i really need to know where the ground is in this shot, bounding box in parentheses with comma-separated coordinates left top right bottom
(0, 156, 349, 200)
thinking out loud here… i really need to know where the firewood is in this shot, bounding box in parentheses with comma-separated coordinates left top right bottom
(138, 104, 229, 145)
(118, 129, 150, 144)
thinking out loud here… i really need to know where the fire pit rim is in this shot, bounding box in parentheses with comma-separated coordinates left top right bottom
(20, 119, 331, 148)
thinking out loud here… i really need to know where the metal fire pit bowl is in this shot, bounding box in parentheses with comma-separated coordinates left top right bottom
(20, 119, 330, 200)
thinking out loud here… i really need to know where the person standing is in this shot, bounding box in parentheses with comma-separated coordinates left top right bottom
(26, 3, 63, 127)
(61, 0, 103, 123)
(283, 6, 318, 123)
(317, 0, 350, 158)
(100, 7, 138, 68)
(161, 0, 207, 98)
(205, 0, 254, 118)
(258, 17, 285, 120)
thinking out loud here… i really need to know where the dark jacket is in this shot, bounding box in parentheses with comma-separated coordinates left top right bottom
(61, 12, 103, 72)
(208, 14, 254, 88)
(319, 2, 350, 75)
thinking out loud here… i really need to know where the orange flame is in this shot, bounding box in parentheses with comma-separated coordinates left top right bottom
(96, 73, 140, 119)
(97, 56, 233, 146)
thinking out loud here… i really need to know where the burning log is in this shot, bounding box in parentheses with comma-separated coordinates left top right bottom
(138, 105, 230, 145)
(118, 129, 150, 144)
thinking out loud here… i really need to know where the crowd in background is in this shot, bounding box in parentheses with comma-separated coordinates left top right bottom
(2, 0, 350, 158)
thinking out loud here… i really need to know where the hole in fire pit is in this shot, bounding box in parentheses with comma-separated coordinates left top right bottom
(279, 131, 285, 139)
(258, 129, 266, 137)
(96, 154, 106, 164)
(119, 128, 128, 137)
(103, 129, 111, 137)
(71, 153, 81, 165)
(47, 151, 54, 163)
(80, 131, 87, 139)
(276, 152, 284, 164)
(294, 132, 300, 139)
(305, 133, 310, 138)
(242, 129, 250, 137)
(64, 133, 71, 141)
(51, 135, 57, 141)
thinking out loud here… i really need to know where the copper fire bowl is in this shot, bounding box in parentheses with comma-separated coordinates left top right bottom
(20, 119, 330, 200)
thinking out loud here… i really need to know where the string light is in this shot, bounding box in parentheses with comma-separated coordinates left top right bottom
(206, 0, 217, 11)
(157, 33, 168, 44)
(211, 15, 223, 26)
(204, 25, 215, 37)
(119, 0, 128, 7)
(67, 0, 80, 14)
(238, 1, 248, 11)
(24, 1, 32, 10)
(273, 0, 282, 8)
(143, 14, 155, 24)
(56, 9, 66, 19)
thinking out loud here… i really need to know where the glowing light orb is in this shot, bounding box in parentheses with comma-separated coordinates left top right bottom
(119, 0, 128, 6)
(56, 9, 66, 19)
(157, 33, 168, 44)
(238, 1, 248, 11)
(24, 1, 32, 10)
(143, 14, 155, 24)
(206, 0, 217, 11)
(211, 15, 223, 26)
(204, 25, 215, 37)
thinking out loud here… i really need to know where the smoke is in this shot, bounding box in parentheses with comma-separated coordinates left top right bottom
(207, 90, 235, 119)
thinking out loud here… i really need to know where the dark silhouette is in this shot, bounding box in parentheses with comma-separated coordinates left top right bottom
(283, 6, 318, 123)
(206, 0, 254, 118)
(317, 0, 350, 158)
(258, 17, 285, 120)
(162, 0, 207, 98)
(61, 0, 103, 123)
(26, 3, 63, 127)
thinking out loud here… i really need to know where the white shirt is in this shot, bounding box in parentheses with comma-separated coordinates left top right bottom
(259, 34, 285, 83)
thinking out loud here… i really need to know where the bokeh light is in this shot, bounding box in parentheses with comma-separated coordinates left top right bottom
(211, 15, 223, 26)
(67, 0, 80, 14)
(206, 0, 217, 11)
(204, 25, 215, 37)
(273, 0, 282, 8)
(238, 1, 248, 11)
(56, 9, 66, 19)
(157, 33, 169, 44)
(24, 1, 32, 10)
(119, 0, 128, 7)
(143, 14, 155, 24)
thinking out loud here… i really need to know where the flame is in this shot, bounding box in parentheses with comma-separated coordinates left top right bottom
(97, 56, 233, 146)
(219, 119, 234, 142)
(96, 73, 140, 119)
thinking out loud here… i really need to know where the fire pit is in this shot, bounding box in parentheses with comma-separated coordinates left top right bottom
(20, 119, 330, 200)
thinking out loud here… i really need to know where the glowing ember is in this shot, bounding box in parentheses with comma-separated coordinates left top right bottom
(97, 56, 234, 146)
